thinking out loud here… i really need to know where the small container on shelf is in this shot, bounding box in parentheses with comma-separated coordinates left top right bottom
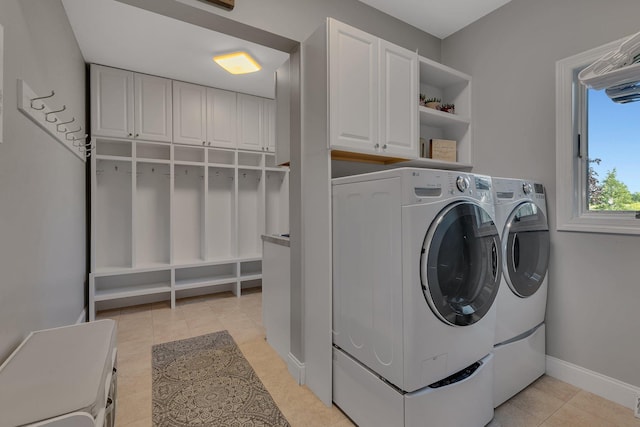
(430, 138, 457, 162)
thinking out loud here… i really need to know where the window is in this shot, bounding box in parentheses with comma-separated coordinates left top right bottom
(556, 37, 640, 235)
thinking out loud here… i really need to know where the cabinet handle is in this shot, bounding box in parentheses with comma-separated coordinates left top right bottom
(374, 143, 380, 149)
(383, 144, 387, 149)
(202, 141, 206, 146)
(208, 142, 212, 146)
(135, 133, 139, 138)
(128, 133, 132, 137)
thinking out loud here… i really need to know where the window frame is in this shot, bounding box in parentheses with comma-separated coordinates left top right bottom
(555, 37, 640, 235)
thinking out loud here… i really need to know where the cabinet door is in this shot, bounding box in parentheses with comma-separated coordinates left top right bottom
(134, 74, 173, 143)
(329, 20, 378, 153)
(378, 40, 418, 158)
(173, 81, 207, 146)
(237, 94, 263, 151)
(91, 65, 134, 139)
(263, 99, 276, 153)
(206, 88, 237, 149)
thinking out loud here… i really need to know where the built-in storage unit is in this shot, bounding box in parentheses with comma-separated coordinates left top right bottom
(418, 56, 472, 168)
(89, 64, 288, 320)
(91, 65, 172, 142)
(90, 141, 289, 319)
(328, 19, 418, 159)
(237, 94, 276, 152)
(172, 82, 241, 148)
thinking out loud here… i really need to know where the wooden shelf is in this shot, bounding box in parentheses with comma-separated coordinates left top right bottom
(330, 150, 408, 165)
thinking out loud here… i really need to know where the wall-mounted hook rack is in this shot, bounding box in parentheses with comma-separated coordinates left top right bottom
(45, 105, 66, 123)
(30, 90, 54, 111)
(56, 117, 75, 133)
(17, 79, 84, 161)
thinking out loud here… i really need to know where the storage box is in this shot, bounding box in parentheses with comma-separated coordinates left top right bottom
(430, 138, 457, 162)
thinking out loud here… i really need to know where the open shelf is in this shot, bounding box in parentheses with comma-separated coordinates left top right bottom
(136, 141, 170, 162)
(265, 170, 289, 236)
(175, 145, 205, 163)
(419, 56, 472, 166)
(238, 169, 263, 258)
(240, 260, 262, 281)
(419, 106, 470, 128)
(94, 270, 171, 301)
(238, 151, 262, 167)
(207, 167, 236, 260)
(175, 263, 237, 290)
(95, 159, 132, 270)
(95, 138, 132, 158)
(135, 162, 170, 266)
(207, 148, 235, 166)
(173, 164, 205, 263)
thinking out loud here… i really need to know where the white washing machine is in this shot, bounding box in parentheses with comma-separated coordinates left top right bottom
(492, 177, 550, 407)
(332, 168, 500, 427)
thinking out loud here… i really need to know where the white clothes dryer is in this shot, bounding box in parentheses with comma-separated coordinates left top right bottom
(332, 168, 500, 427)
(492, 177, 550, 407)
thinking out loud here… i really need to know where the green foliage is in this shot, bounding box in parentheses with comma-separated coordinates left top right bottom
(589, 168, 640, 211)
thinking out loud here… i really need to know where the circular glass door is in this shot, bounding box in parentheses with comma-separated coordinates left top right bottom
(503, 202, 550, 297)
(420, 201, 501, 326)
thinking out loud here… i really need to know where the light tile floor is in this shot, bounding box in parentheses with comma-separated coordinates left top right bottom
(97, 290, 640, 427)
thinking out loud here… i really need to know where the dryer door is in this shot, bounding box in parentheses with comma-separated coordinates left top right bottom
(503, 201, 550, 297)
(420, 201, 501, 326)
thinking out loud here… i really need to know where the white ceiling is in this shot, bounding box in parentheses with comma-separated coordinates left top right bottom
(61, 0, 289, 99)
(358, 0, 512, 39)
(62, 0, 511, 99)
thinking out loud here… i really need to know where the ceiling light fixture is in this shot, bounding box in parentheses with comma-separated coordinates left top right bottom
(213, 51, 261, 75)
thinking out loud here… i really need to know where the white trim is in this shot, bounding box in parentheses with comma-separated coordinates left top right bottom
(76, 308, 87, 324)
(555, 37, 640, 236)
(287, 352, 306, 385)
(546, 355, 640, 411)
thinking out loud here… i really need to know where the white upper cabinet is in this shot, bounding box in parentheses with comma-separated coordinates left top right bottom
(173, 81, 207, 146)
(328, 19, 418, 158)
(237, 93, 275, 152)
(134, 73, 172, 143)
(379, 40, 418, 158)
(264, 99, 276, 153)
(91, 65, 134, 139)
(329, 19, 378, 153)
(206, 88, 237, 149)
(91, 65, 172, 142)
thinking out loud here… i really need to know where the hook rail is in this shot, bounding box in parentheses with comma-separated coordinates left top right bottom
(17, 79, 85, 161)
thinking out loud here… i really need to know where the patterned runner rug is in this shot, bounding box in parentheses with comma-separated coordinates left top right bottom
(152, 330, 290, 426)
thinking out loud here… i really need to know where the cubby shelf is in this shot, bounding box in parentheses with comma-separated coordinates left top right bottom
(90, 138, 289, 320)
(94, 283, 171, 302)
(418, 56, 472, 167)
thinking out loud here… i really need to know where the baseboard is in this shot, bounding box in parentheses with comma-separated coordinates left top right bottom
(76, 308, 87, 324)
(546, 355, 640, 411)
(287, 352, 306, 385)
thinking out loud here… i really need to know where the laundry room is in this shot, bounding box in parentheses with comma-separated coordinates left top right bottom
(1, 0, 640, 426)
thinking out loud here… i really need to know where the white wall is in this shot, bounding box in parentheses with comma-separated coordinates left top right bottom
(442, 0, 640, 387)
(0, 0, 86, 361)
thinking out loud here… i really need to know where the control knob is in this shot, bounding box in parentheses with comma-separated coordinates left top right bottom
(522, 182, 533, 195)
(456, 176, 470, 192)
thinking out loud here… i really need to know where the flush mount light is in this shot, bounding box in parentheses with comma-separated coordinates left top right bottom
(213, 52, 261, 75)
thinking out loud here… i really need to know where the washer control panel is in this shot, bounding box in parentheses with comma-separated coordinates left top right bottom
(456, 176, 470, 192)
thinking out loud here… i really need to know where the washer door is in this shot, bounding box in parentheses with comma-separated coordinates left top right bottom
(420, 201, 501, 326)
(503, 202, 550, 298)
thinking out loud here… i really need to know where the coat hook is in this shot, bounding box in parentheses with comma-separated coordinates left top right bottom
(56, 117, 75, 133)
(72, 134, 88, 147)
(45, 105, 66, 123)
(65, 127, 82, 140)
(30, 90, 55, 110)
